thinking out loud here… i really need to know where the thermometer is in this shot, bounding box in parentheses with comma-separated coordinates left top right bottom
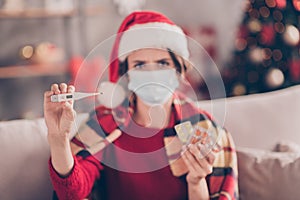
(50, 92, 102, 102)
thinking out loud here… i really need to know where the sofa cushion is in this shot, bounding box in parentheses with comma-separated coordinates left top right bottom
(199, 85, 300, 149)
(0, 118, 52, 200)
(0, 114, 88, 200)
(237, 146, 300, 200)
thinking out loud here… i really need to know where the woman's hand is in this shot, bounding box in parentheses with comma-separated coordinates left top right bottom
(44, 83, 76, 141)
(181, 143, 219, 200)
(44, 83, 76, 176)
(181, 143, 216, 184)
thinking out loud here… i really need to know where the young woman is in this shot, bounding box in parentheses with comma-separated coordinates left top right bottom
(44, 11, 238, 200)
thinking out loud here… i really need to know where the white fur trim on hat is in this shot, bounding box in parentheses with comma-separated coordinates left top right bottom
(118, 22, 189, 61)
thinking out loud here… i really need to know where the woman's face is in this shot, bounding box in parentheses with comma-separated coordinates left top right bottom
(127, 48, 181, 71)
(126, 48, 182, 107)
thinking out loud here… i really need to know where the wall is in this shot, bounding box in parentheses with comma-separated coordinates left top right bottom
(0, 0, 245, 120)
(0, 0, 245, 66)
(0, 0, 121, 65)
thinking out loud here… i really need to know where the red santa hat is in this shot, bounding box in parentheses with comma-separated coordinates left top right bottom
(109, 10, 189, 82)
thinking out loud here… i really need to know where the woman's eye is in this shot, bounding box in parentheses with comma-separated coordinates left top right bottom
(158, 60, 170, 67)
(134, 63, 145, 68)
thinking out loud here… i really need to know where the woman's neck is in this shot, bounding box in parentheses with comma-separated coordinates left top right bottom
(133, 98, 173, 129)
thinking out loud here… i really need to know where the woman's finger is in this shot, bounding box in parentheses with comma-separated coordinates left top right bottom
(184, 145, 205, 172)
(188, 144, 204, 160)
(188, 144, 213, 175)
(205, 152, 216, 165)
(182, 149, 209, 178)
(51, 84, 60, 95)
(198, 143, 212, 158)
(60, 83, 68, 93)
(197, 143, 216, 165)
(67, 85, 75, 93)
(181, 150, 197, 173)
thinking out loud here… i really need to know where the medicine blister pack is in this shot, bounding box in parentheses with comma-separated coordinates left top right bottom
(174, 121, 220, 155)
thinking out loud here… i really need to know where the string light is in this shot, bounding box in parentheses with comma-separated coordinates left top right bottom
(235, 38, 247, 51)
(249, 8, 260, 18)
(263, 48, 272, 60)
(283, 24, 300, 46)
(248, 19, 262, 33)
(265, 68, 285, 88)
(274, 22, 285, 33)
(232, 83, 247, 96)
(265, 0, 276, 8)
(245, 1, 252, 12)
(20, 45, 34, 59)
(249, 47, 264, 63)
(276, 0, 287, 8)
(293, 0, 300, 11)
(226, 0, 300, 96)
(259, 6, 270, 18)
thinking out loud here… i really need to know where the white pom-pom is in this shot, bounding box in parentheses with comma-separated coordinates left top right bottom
(97, 82, 126, 109)
(283, 25, 300, 46)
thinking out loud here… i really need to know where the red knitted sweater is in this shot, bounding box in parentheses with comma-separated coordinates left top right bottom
(49, 115, 188, 200)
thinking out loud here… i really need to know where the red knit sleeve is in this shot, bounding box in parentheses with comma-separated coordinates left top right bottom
(48, 153, 103, 200)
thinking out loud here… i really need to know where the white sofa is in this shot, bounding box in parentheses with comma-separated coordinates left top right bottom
(200, 85, 300, 200)
(1, 85, 300, 200)
(0, 114, 87, 200)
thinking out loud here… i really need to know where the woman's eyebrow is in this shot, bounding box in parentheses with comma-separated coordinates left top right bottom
(155, 58, 172, 62)
(132, 60, 146, 64)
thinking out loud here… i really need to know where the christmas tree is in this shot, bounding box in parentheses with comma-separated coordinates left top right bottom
(223, 0, 300, 97)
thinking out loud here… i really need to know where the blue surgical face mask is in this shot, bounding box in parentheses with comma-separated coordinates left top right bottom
(128, 68, 179, 106)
